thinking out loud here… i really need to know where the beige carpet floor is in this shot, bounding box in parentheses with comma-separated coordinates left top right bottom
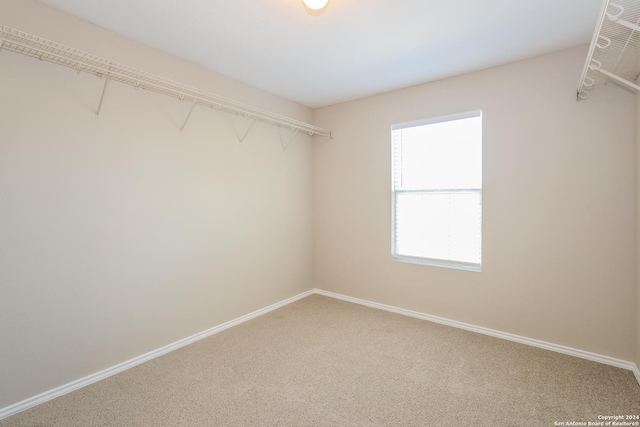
(2, 294, 639, 426)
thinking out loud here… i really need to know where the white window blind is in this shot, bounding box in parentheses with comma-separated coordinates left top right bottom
(391, 111, 482, 271)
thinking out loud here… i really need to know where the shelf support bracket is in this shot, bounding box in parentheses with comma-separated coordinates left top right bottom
(280, 128, 299, 151)
(237, 117, 257, 143)
(95, 73, 111, 119)
(598, 68, 640, 91)
(180, 100, 197, 133)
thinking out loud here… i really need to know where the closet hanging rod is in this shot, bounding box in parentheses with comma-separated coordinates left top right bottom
(0, 25, 332, 139)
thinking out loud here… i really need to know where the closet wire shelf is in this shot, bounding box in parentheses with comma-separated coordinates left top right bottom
(0, 25, 332, 139)
(578, 0, 640, 99)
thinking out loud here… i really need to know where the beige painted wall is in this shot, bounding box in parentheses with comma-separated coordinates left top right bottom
(313, 46, 637, 362)
(0, 0, 313, 408)
(1, 0, 639, 413)
(637, 92, 640, 370)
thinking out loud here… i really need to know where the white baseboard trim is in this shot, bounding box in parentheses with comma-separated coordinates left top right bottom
(2, 287, 637, 420)
(313, 289, 640, 384)
(0, 289, 315, 421)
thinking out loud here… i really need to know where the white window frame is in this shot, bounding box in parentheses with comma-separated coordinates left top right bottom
(391, 110, 482, 272)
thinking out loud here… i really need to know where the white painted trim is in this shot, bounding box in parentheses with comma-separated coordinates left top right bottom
(0, 289, 314, 421)
(313, 289, 640, 384)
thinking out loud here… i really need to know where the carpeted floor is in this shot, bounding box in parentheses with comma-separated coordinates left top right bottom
(2, 294, 639, 426)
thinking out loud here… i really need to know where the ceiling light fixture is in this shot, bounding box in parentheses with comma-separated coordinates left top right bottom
(303, 0, 328, 11)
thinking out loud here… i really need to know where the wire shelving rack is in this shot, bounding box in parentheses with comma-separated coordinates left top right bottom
(578, 0, 640, 99)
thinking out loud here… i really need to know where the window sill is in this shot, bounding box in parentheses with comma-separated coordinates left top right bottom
(392, 255, 482, 272)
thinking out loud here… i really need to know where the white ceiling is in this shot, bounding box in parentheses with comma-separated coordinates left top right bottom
(38, 0, 603, 108)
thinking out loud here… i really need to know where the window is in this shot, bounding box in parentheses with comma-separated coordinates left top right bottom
(391, 111, 482, 271)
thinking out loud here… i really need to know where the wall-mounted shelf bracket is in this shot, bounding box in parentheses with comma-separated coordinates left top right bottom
(95, 73, 111, 119)
(234, 117, 257, 143)
(280, 127, 300, 151)
(180, 100, 197, 133)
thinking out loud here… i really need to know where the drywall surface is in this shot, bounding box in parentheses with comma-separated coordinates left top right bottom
(0, 0, 313, 408)
(313, 45, 637, 362)
(637, 91, 640, 370)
